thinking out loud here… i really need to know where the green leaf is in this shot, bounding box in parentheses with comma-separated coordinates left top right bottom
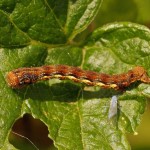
(65, 0, 102, 40)
(2, 138, 17, 150)
(0, 0, 102, 46)
(0, 0, 150, 149)
(86, 22, 150, 72)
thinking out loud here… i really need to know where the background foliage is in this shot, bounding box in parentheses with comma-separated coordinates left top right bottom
(0, 0, 150, 149)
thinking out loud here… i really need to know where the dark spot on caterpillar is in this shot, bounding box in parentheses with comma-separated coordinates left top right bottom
(19, 73, 39, 86)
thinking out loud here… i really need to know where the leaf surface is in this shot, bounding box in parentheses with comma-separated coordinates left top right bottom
(0, 1, 150, 150)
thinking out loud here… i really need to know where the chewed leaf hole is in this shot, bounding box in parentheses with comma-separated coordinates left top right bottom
(9, 114, 55, 150)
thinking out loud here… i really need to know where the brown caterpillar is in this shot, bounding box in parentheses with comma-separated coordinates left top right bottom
(6, 65, 150, 90)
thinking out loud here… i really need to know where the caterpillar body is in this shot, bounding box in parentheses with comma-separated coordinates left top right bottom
(6, 65, 150, 90)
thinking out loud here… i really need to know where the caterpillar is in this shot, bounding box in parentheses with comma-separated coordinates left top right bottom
(6, 65, 150, 90)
